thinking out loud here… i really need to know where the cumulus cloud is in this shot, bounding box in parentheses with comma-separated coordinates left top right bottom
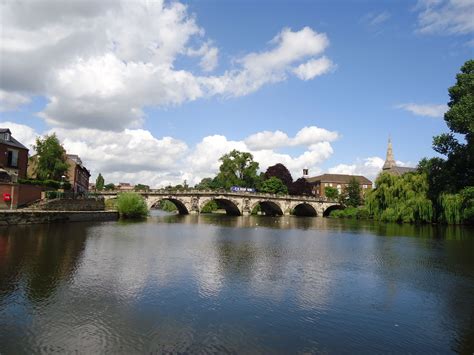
(396, 103, 448, 117)
(0, 90, 31, 111)
(1, 121, 338, 187)
(0, 1, 334, 131)
(415, 0, 474, 35)
(244, 126, 338, 150)
(328, 156, 414, 182)
(293, 57, 335, 80)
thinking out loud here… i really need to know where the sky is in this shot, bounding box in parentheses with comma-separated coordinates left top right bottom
(0, 0, 473, 187)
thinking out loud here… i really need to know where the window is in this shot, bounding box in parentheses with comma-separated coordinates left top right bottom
(4, 133, 10, 141)
(363, 184, 368, 189)
(7, 149, 18, 167)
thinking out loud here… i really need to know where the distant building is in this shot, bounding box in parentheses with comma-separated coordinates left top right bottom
(382, 138, 417, 176)
(0, 128, 29, 180)
(67, 155, 91, 194)
(117, 183, 134, 191)
(305, 174, 372, 198)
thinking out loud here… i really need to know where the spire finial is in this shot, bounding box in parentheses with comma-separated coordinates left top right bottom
(383, 136, 396, 170)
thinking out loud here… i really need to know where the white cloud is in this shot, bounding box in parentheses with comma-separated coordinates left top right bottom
(396, 103, 448, 117)
(0, 1, 334, 131)
(0, 90, 31, 111)
(1, 121, 338, 187)
(244, 126, 338, 150)
(415, 0, 474, 35)
(293, 57, 335, 80)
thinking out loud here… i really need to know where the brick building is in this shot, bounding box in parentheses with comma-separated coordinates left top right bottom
(66, 155, 91, 194)
(0, 128, 29, 180)
(305, 174, 372, 198)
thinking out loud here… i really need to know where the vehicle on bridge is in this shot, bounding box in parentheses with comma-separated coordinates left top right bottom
(230, 186, 256, 193)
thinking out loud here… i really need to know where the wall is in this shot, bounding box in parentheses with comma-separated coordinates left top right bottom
(0, 210, 118, 225)
(34, 198, 105, 211)
(0, 183, 44, 209)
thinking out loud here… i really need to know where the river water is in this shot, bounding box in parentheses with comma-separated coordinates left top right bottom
(1, 212, 473, 353)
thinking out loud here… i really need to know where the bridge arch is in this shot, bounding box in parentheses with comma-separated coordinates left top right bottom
(199, 197, 241, 216)
(149, 197, 189, 215)
(323, 204, 345, 217)
(251, 200, 283, 216)
(292, 203, 318, 217)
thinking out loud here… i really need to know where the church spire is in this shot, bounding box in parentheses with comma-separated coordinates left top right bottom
(383, 137, 396, 170)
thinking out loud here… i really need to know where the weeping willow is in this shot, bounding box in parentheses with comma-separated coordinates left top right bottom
(439, 193, 463, 224)
(366, 172, 433, 223)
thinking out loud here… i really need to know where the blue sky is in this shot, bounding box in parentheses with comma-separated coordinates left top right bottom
(0, 0, 472, 186)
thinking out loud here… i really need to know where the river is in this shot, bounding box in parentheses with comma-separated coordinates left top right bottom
(1, 212, 473, 353)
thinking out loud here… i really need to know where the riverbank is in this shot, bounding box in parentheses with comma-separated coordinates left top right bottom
(0, 210, 119, 225)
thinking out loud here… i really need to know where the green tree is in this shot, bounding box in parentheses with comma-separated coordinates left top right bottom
(431, 59, 474, 192)
(104, 183, 116, 191)
(134, 184, 150, 191)
(96, 173, 105, 191)
(259, 177, 288, 195)
(116, 192, 148, 219)
(33, 133, 69, 181)
(195, 177, 216, 190)
(325, 186, 339, 201)
(215, 150, 260, 189)
(345, 177, 362, 207)
(366, 172, 433, 223)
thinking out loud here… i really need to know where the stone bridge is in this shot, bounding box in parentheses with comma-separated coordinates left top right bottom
(100, 190, 343, 217)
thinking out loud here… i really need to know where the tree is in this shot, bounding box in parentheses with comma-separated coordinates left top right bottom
(289, 178, 313, 196)
(325, 186, 339, 201)
(345, 177, 362, 207)
(116, 192, 148, 219)
(104, 183, 116, 191)
(33, 133, 69, 181)
(431, 60, 474, 192)
(134, 184, 150, 191)
(96, 173, 105, 191)
(215, 150, 260, 189)
(264, 163, 293, 189)
(259, 177, 288, 195)
(195, 177, 216, 190)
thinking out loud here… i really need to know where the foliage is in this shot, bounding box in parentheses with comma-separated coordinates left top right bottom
(345, 177, 362, 207)
(116, 192, 148, 218)
(32, 133, 69, 181)
(439, 187, 474, 224)
(264, 163, 293, 189)
(329, 206, 370, 219)
(201, 200, 219, 213)
(214, 150, 260, 189)
(325, 186, 339, 201)
(366, 172, 433, 223)
(289, 178, 313, 196)
(96, 173, 104, 191)
(105, 198, 117, 210)
(104, 183, 116, 191)
(195, 177, 216, 190)
(259, 177, 288, 195)
(18, 178, 71, 190)
(159, 200, 177, 212)
(134, 184, 150, 191)
(430, 60, 474, 193)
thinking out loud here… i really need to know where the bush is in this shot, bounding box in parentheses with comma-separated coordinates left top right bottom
(116, 192, 148, 219)
(19, 178, 71, 190)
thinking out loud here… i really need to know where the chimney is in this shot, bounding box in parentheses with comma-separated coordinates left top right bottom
(303, 168, 309, 177)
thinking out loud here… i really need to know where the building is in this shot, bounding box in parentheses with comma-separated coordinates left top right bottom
(382, 138, 417, 176)
(117, 182, 134, 191)
(66, 155, 91, 194)
(305, 174, 373, 198)
(28, 153, 91, 193)
(0, 128, 29, 180)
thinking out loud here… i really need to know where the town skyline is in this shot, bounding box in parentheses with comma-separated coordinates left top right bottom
(1, 0, 472, 187)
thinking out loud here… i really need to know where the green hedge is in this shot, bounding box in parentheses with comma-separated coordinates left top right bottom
(19, 178, 71, 190)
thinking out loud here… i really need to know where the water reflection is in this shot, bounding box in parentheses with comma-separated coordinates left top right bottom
(0, 216, 473, 353)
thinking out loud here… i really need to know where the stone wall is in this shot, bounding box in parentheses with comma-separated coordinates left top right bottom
(34, 198, 105, 211)
(0, 210, 118, 225)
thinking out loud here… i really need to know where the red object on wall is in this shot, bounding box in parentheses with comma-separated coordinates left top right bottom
(3, 193, 11, 202)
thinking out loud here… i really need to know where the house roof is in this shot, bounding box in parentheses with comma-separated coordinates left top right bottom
(0, 128, 29, 150)
(305, 173, 372, 185)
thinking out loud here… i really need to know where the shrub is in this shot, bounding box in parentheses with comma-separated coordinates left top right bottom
(116, 192, 148, 219)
